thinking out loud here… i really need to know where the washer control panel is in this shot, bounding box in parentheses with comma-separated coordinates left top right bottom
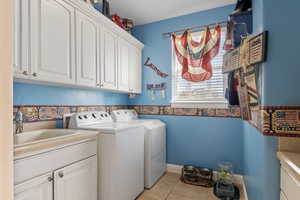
(69, 111, 113, 128)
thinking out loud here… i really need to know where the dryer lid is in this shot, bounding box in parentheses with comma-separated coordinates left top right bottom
(77, 122, 139, 133)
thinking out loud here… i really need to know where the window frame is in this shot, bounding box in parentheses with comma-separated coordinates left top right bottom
(171, 28, 228, 109)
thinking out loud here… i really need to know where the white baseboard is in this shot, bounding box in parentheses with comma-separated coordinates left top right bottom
(167, 164, 182, 174)
(167, 164, 248, 200)
(242, 176, 248, 200)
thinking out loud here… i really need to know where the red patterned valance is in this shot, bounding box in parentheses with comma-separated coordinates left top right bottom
(172, 25, 221, 82)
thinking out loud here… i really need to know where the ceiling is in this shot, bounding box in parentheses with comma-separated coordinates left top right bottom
(108, 0, 236, 25)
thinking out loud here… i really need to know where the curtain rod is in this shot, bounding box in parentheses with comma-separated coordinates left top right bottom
(162, 20, 228, 37)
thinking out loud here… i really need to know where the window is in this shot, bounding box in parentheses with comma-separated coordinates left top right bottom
(171, 27, 228, 108)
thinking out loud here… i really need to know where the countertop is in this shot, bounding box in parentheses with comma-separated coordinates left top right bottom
(14, 130, 99, 158)
(277, 151, 300, 176)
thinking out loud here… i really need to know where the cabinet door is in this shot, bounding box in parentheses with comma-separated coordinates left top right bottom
(75, 11, 98, 87)
(101, 28, 118, 90)
(118, 38, 130, 91)
(129, 46, 142, 93)
(54, 156, 97, 200)
(31, 0, 76, 84)
(14, 173, 53, 200)
(13, 0, 32, 79)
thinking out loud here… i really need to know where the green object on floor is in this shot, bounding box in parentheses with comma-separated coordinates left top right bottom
(213, 183, 240, 200)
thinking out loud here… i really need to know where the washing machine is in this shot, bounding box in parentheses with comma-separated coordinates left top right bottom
(111, 109, 166, 188)
(67, 111, 144, 200)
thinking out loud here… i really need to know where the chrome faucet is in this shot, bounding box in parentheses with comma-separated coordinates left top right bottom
(15, 108, 24, 134)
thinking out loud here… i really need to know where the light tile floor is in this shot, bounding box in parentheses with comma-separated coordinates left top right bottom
(137, 172, 245, 200)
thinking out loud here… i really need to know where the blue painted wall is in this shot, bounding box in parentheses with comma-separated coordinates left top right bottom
(13, 2, 290, 199)
(129, 5, 246, 174)
(13, 82, 128, 105)
(129, 5, 235, 105)
(241, 0, 280, 200)
(142, 115, 244, 174)
(262, 0, 300, 106)
(243, 122, 279, 200)
(243, 0, 300, 199)
(130, 2, 282, 200)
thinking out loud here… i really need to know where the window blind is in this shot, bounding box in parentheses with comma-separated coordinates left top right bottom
(171, 27, 228, 108)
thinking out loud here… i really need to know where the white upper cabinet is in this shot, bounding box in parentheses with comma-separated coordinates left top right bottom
(129, 46, 142, 94)
(13, 0, 32, 79)
(13, 0, 144, 93)
(30, 0, 76, 84)
(15, 173, 53, 200)
(101, 28, 118, 90)
(118, 38, 130, 92)
(54, 156, 97, 200)
(75, 10, 98, 87)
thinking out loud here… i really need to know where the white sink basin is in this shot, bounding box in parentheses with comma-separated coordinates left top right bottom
(14, 129, 81, 147)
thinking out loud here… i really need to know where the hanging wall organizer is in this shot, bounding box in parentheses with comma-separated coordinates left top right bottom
(147, 82, 167, 101)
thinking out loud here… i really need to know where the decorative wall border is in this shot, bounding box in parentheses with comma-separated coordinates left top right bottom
(247, 106, 300, 137)
(13, 105, 129, 122)
(13, 105, 300, 137)
(128, 105, 241, 118)
(13, 105, 241, 122)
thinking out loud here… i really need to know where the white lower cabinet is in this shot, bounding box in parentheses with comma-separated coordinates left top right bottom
(280, 164, 300, 200)
(15, 156, 97, 200)
(14, 140, 98, 200)
(54, 156, 97, 200)
(15, 173, 53, 200)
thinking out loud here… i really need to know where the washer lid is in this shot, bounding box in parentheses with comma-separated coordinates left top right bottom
(77, 122, 142, 133)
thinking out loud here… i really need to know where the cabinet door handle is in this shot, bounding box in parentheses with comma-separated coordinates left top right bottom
(58, 172, 64, 178)
(48, 177, 53, 182)
(22, 71, 28, 75)
(32, 72, 37, 77)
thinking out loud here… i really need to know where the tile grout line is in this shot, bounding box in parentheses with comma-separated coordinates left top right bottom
(164, 180, 181, 200)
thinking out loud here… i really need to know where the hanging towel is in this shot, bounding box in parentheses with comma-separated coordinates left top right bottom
(225, 71, 240, 105)
(224, 21, 234, 50)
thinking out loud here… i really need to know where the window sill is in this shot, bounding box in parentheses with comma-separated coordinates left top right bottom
(171, 101, 228, 109)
